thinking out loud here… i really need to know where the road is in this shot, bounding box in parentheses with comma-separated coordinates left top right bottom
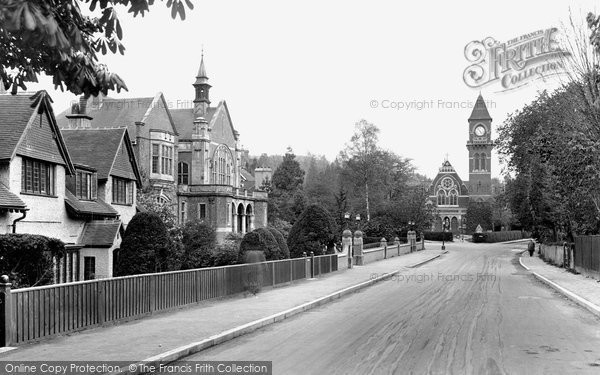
(177, 241, 600, 374)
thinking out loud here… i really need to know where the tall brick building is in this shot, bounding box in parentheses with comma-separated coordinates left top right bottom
(171, 54, 268, 241)
(429, 94, 494, 232)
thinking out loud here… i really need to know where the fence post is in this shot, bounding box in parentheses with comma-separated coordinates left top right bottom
(310, 252, 315, 278)
(381, 238, 387, 259)
(272, 262, 276, 287)
(290, 259, 293, 283)
(0, 275, 13, 347)
(303, 252, 309, 279)
(421, 232, 425, 250)
(329, 254, 333, 273)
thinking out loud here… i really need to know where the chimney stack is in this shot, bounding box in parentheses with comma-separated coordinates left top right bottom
(64, 95, 93, 129)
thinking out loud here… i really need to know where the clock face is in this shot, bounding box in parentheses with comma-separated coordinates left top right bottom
(474, 125, 486, 136)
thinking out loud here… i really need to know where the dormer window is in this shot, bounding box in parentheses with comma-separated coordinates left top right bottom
(21, 157, 55, 196)
(75, 170, 97, 200)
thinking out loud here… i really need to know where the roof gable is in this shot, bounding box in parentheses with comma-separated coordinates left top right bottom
(61, 128, 123, 180)
(209, 101, 237, 146)
(0, 92, 74, 173)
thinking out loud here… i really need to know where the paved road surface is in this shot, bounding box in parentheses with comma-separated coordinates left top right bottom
(177, 242, 600, 374)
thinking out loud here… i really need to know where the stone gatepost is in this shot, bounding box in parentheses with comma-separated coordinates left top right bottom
(407, 230, 416, 252)
(380, 238, 387, 259)
(342, 229, 353, 269)
(394, 237, 400, 256)
(353, 230, 364, 266)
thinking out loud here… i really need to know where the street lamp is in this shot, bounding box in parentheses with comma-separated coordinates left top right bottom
(441, 217, 450, 250)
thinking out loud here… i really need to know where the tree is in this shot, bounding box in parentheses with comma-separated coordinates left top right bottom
(0, 0, 193, 96)
(180, 220, 216, 269)
(272, 147, 305, 191)
(465, 201, 493, 233)
(340, 120, 380, 221)
(287, 204, 337, 258)
(114, 212, 170, 276)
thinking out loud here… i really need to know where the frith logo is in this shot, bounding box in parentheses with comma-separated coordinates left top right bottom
(463, 28, 571, 92)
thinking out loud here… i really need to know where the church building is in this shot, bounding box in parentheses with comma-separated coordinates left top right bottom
(428, 94, 494, 233)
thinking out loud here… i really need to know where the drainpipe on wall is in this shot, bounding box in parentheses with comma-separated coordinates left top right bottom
(12, 210, 27, 233)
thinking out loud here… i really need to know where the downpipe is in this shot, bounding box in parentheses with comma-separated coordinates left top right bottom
(12, 210, 27, 233)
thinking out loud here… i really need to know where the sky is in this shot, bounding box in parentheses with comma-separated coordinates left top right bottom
(28, 0, 599, 180)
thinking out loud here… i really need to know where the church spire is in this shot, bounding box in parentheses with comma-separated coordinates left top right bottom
(193, 49, 211, 116)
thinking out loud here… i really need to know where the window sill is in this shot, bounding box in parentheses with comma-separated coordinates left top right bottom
(112, 202, 133, 207)
(20, 192, 58, 198)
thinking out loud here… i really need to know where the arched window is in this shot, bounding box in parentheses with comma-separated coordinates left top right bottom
(178, 162, 189, 185)
(212, 145, 233, 185)
(450, 190, 458, 205)
(474, 153, 480, 171)
(480, 153, 486, 172)
(437, 190, 446, 205)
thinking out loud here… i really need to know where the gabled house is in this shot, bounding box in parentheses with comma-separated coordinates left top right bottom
(61, 127, 142, 280)
(56, 93, 179, 205)
(0, 92, 142, 282)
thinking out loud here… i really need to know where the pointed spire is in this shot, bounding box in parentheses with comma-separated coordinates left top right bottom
(197, 48, 207, 79)
(469, 94, 492, 121)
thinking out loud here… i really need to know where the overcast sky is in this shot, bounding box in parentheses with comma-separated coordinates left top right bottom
(30, 0, 598, 179)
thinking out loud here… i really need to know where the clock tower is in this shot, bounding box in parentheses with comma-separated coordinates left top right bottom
(466, 94, 493, 200)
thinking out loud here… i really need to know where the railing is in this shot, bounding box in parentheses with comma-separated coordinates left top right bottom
(182, 184, 268, 199)
(1, 254, 338, 346)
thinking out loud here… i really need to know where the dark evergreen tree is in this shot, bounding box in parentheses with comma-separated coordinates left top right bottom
(114, 212, 170, 276)
(239, 227, 285, 261)
(287, 204, 338, 258)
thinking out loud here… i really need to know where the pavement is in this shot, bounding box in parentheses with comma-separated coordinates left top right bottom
(520, 247, 600, 318)
(0, 248, 446, 368)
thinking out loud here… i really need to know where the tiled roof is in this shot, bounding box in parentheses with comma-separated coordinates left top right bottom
(0, 95, 36, 160)
(0, 183, 27, 210)
(171, 107, 217, 139)
(79, 220, 121, 247)
(61, 128, 126, 180)
(64, 190, 118, 218)
(56, 97, 154, 135)
(469, 94, 492, 121)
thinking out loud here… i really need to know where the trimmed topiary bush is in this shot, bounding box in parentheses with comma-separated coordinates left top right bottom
(239, 227, 283, 261)
(267, 227, 290, 259)
(287, 204, 337, 258)
(0, 234, 65, 288)
(114, 212, 170, 276)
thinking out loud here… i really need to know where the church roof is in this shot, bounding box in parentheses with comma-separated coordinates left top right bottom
(171, 106, 218, 139)
(439, 159, 456, 173)
(469, 94, 492, 121)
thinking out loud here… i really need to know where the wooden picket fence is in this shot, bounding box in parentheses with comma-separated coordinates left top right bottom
(0, 254, 338, 346)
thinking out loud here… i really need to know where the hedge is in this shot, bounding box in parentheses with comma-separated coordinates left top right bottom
(483, 231, 530, 243)
(0, 233, 65, 288)
(239, 228, 286, 261)
(424, 232, 453, 242)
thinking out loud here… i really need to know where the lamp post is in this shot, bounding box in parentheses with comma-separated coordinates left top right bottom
(442, 217, 450, 250)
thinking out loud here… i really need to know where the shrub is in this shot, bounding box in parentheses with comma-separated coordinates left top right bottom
(267, 227, 290, 259)
(0, 234, 65, 288)
(239, 228, 282, 261)
(287, 204, 337, 258)
(423, 231, 453, 242)
(212, 234, 241, 267)
(114, 212, 170, 276)
(180, 220, 217, 269)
